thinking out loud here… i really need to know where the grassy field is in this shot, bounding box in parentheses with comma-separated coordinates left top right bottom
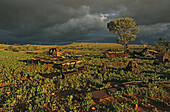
(0, 43, 169, 112)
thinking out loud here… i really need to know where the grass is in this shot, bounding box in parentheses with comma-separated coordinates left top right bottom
(0, 43, 169, 112)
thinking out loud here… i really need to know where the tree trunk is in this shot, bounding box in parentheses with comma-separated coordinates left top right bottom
(123, 44, 128, 54)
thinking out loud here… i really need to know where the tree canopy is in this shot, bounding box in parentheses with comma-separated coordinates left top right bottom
(154, 37, 170, 53)
(158, 37, 169, 46)
(107, 17, 140, 51)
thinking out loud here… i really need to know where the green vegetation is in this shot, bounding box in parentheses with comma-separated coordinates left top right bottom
(0, 43, 169, 112)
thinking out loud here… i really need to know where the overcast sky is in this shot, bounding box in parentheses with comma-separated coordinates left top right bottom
(0, 0, 170, 44)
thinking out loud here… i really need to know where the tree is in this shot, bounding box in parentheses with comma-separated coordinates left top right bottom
(107, 17, 140, 52)
(158, 37, 168, 46)
(154, 37, 169, 52)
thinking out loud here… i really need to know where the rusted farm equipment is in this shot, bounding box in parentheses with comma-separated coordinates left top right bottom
(49, 48, 61, 57)
(24, 49, 88, 79)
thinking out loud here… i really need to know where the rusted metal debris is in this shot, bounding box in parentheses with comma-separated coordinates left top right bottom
(78, 65, 90, 71)
(53, 60, 83, 70)
(60, 71, 80, 79)
(156, 52, 169, 62)
(101, 63, 106, 74)
(30, 58, 40, 64)
(49, 48, 61, 57)
(126, 61, 140, 72)
(104, 48, 131, 58)
(29, 54, 84, 66)
(105, 52, 130, 58)
(53, 64, 69, 71)
(26, 52, 40, 55)
(60, 65, 90, 79)
(133, 47, 158, 57)
(154, 52, 169, 65)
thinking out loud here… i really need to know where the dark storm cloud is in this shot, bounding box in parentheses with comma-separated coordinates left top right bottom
(117, 0, 170, 25)
(0, 0, 169, 44)
(58, 0, 170, 25)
